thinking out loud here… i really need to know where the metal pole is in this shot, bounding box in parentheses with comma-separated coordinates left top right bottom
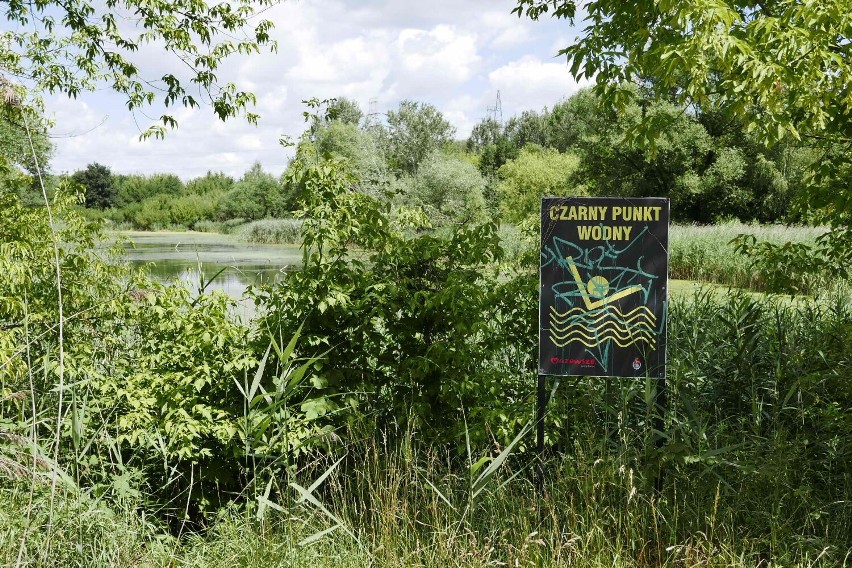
(536, 373, 546, 495)
(653, 375, 667, 494)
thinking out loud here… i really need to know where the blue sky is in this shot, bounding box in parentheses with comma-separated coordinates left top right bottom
(35, 0, 586, 179)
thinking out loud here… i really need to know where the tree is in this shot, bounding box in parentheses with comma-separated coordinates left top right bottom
(383, 100, 456, 175)
(541, 87, 810, 223)
(73, 162, 115, 209)
(467, 117, 502, 152)
(313, 121, 367, 163)
(184, 171, 235, 196)
(515, 0, 850, 146)
(0, 97, 53, 203)
(115, 173, 184, 207)
(514, 0, 852, 273)
(545, 89, 611, 153)
(399, 151, 488, 227)
(466, 117, 521, 188)
(324, 97, 364, 127)
(0, 104, 51, 178)
(576, 97, 720, 220)
(2, 0, 277, 137)
(497, 145, 583, 224)
(503, 110, 549, 150)
(219, 162, 283, 220)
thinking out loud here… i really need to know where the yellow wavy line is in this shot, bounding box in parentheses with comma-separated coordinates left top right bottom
(550, 304, 655, 318)
(549, 310, 657, 329)
(550, 314, 657, 332)
(550, 318, 657, 333)
(550, 304, 656, 320)
(550, 330, 655, 344)
(549, 333, 654, 348)
(547, 307, 586, 318)
(549, 325, 655, 342)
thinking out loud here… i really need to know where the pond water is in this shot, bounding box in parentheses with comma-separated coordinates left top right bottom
(113, 231, 302, 301)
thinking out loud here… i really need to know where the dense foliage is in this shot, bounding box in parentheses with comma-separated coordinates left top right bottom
(69, 88, 841, 250)
(2, 153, 850, 563)
(3, 0, 852, 560)
(514, 0, 852, 282)
(253, 153, 533, 445)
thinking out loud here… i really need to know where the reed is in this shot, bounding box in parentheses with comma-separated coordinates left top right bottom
(669, 222, 825, 291)
(232, 218, 304, 244)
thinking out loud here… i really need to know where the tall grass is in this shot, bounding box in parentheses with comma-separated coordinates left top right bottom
(0, 480, 175, 566)
(231, 218, 303, 244)
(670, 222, 826, 291)
(4, 287, 849, 566)
(183, 290, 848, 567)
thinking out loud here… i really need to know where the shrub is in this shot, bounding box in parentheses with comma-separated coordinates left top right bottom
(115, 172, 184, 207)
(498, 145, 584, 224)
(219, 163, 287, 221)
(232, 218, 303, 244)
(253, 155, 536, 446)
(391, 151, 489, 227)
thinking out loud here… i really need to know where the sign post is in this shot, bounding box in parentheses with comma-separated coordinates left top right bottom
(537, 196, 670, 492)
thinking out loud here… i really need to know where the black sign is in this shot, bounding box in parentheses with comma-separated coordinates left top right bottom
(539, 197, 669, 378)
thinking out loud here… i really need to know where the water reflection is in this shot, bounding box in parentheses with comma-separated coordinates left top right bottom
(114, 231, 302, 300)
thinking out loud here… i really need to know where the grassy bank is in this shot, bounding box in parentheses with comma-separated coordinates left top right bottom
(113, 220, 830, 293)
(229, 218, 303, 244)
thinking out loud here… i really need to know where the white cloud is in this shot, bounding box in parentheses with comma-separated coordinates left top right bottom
(397, 25, 479, 83)
(41, 0, 582, 179)
(489, 56, 591, 113)
(477, 10, 534, 50)
(490, 25, 532, 50)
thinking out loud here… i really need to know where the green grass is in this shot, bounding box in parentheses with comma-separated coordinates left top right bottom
(0, 482, 174, 566)
(669, 221, 825, 291)
(5, 428, 848, 567)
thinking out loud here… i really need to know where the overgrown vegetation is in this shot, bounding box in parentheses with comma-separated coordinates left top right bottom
(2, 147, 850, 565)
(669, 222, 828, 293)
(3, 0, 852, 560)
(55, 84, 849, 293)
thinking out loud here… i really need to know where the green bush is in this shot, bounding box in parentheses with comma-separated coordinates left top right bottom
(115, 172, 184, 207)
(254, 155, 536, 445)
(219, 163, 287, 221)
(123, 192, 220, 229)
(498, 145, 584, 224)
(185, 171, 234, 196)
(232, 218, 303, 244)
(0, 184, 326, 521)
(84, 285, 328, 517)
(394, 150, 489, 227)
(169, 193, 220, 227)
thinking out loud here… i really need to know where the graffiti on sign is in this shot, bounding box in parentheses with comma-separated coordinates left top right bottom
(539, 197, 669, 378)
